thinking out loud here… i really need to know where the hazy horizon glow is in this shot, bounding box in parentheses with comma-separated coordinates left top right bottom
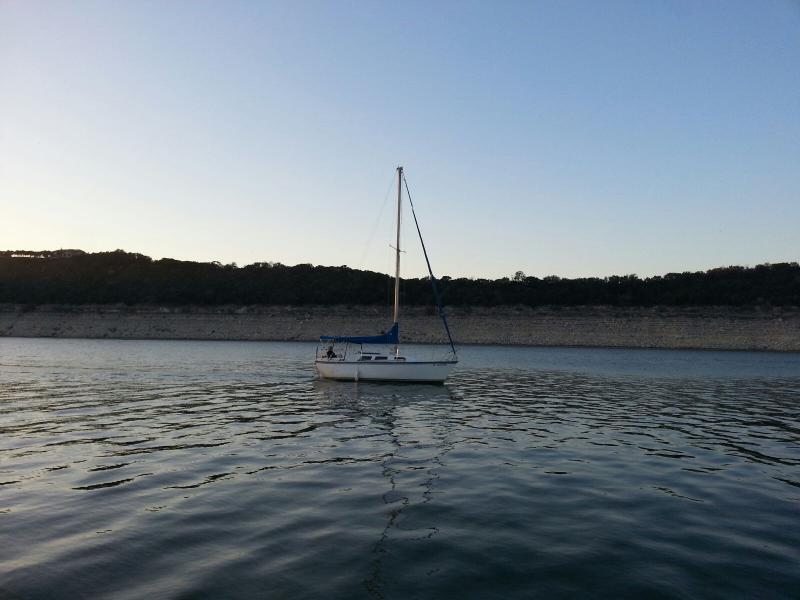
(2, 1, 798, 280)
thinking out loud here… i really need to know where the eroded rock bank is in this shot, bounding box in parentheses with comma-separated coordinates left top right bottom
(1, 304, 798, 351)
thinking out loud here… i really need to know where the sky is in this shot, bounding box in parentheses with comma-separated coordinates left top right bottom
(1, 1, 798, 280)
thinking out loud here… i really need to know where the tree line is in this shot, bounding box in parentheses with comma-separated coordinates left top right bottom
(0, 250, 798, 307)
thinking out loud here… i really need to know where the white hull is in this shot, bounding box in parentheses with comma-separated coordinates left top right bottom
(315, 359, 456, 383)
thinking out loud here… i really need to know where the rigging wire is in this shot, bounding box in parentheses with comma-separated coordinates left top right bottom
(402, 174, 457, 355)
(356, 171, 397, 272)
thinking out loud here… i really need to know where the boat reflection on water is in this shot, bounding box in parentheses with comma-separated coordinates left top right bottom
(311, 379, 462, 597)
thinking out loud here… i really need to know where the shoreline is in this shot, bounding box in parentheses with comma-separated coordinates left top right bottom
(2, 304, 799, 352)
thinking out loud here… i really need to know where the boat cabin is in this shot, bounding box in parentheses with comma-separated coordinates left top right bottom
(316, 342, 407, 363)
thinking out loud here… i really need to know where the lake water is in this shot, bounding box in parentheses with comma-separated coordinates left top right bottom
(1, 338, 799, 599)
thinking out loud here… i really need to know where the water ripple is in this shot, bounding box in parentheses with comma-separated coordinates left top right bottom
(0, 339, 799, 599)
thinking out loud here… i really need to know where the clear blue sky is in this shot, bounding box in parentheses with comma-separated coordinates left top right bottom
(2, 1, 798, 279)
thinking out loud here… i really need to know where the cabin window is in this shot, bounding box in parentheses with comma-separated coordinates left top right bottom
(374, 356, 388, 361)
(359, 356, 372, 361)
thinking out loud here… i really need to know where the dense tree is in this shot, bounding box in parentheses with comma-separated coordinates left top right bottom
(0, 250, 798, 307)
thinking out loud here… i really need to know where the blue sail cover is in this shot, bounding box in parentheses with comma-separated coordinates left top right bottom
(320, 322, 398, 345)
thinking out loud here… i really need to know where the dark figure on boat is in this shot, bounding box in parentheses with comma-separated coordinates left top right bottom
(326, 346, 337, 359)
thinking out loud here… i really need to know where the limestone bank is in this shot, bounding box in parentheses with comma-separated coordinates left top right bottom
(1, 305, 798, 352)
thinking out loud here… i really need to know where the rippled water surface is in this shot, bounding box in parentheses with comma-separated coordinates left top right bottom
(1, 339, 799, 599)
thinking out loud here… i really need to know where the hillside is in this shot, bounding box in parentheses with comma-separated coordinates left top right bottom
(2, 250, 798, 307)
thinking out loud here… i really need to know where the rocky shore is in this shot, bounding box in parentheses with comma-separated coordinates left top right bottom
(1, 304, 798, 351)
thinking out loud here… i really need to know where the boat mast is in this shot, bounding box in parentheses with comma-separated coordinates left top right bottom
(393, 166, 403, 327)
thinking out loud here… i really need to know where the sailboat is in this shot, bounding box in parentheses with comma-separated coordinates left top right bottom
(314, 166, 458, 383)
